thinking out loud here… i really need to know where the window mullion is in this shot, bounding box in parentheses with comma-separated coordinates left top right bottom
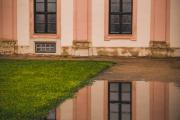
(45, 0, 48, 33)
(131, 0, 133, 34)
(130, 82, 132, 120)
(34, 0, 37, 33)
(119, 0, 123, 34)
(108, 83, 110, 120)
(109, 0, 111, 34)
(119, 83, 121, 120)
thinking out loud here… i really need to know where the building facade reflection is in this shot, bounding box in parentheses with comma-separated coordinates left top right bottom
(46, 80, 180, 120)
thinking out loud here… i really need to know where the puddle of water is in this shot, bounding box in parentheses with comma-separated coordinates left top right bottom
(46, 80, 180, 120)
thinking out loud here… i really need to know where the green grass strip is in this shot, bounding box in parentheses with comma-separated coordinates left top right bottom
(0, 59, 113, 120)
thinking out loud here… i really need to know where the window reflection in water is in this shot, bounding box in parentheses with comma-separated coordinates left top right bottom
(46, 80, 180, 120)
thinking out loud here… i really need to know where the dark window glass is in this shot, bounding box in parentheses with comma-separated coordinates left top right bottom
(35, 24, 46, 33)
(36, 3, 45, 12)
(36, 14, 45, 23)
(34, 0, 56, 34)
(47, 3, 56, 12)
(48, 14, 56, 23)
(48, 23, 56, 33)
(45, 109, 56, 120)
(108, 82, 132, 120)
(109, 0, 133, 34)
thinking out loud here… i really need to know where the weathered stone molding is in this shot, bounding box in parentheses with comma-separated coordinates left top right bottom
(2, 44, 180, 57)
(150, 41, 170, 49)
(0, 40, 17, 55)
(60, 47, 180, 57)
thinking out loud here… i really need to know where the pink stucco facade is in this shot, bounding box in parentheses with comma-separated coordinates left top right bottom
(0, 0, 17, 41)
(0, 0, 180, 57)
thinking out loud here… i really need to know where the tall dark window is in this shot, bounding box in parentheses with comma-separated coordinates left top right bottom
(34, 0, 57, 34)
(108, 82, 132, 120)
(109, 0, 132, 34)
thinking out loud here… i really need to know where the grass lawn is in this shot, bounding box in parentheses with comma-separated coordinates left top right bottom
(0, 59, 113, 120)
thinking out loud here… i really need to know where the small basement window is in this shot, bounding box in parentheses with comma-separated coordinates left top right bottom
(35, 42, 56, 53)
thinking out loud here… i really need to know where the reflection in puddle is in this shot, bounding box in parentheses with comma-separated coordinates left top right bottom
(46, 80, 180, 120)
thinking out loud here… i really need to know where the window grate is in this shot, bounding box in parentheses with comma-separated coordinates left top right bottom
(35, 42, 56, 53)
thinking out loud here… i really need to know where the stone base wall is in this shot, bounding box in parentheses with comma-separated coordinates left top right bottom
(59, 41, 180, 57)
(0, 40, 17, 55)
(1, 43, 180, 57)
(60, 47, 180, 57)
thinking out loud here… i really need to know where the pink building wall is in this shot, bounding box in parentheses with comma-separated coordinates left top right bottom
(151, 0, 170, 42)
(0, 0, 17, 41)
(0, 0, 180, 56)
(150, 82, 169, 120)
(73, 0, 91, 42)
(73, 87, 91, 120)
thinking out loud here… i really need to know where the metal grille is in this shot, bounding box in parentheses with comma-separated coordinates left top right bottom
(35, 42, 56, 53)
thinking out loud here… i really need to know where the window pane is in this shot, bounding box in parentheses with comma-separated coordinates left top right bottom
(110, 15, 120, 33)
(122, 15, 132, 24)
(111, 0, 120, 12)
(110, 103, 119, 113)
(121, 83, 131, 92)
(46, 109, 56, 120)
(36, 3, 45, 12)
(121, 113, 131, 120)
(121, 24, 132, 34)
(47, 0, 56, 2)
(110, 83, 119, 92)
(36, 14, 45, 23)
(122, 0, 132, 13)
(48, 24, 56, 33)
(110, 92, 119, 101)
(47, 3, 56, 12)
(35, 24, 45, 33)
(110, 24, 120, 34)
(110, 113, 119, 120)
(121, 93, 131, 102)
(36, 0, 44, 2)
(110, 15, 120, 24)
(48, 14, 56, 23)
(121, 104, 131, 113)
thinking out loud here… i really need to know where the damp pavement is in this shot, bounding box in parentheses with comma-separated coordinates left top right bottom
(94, 58, 180, 82)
